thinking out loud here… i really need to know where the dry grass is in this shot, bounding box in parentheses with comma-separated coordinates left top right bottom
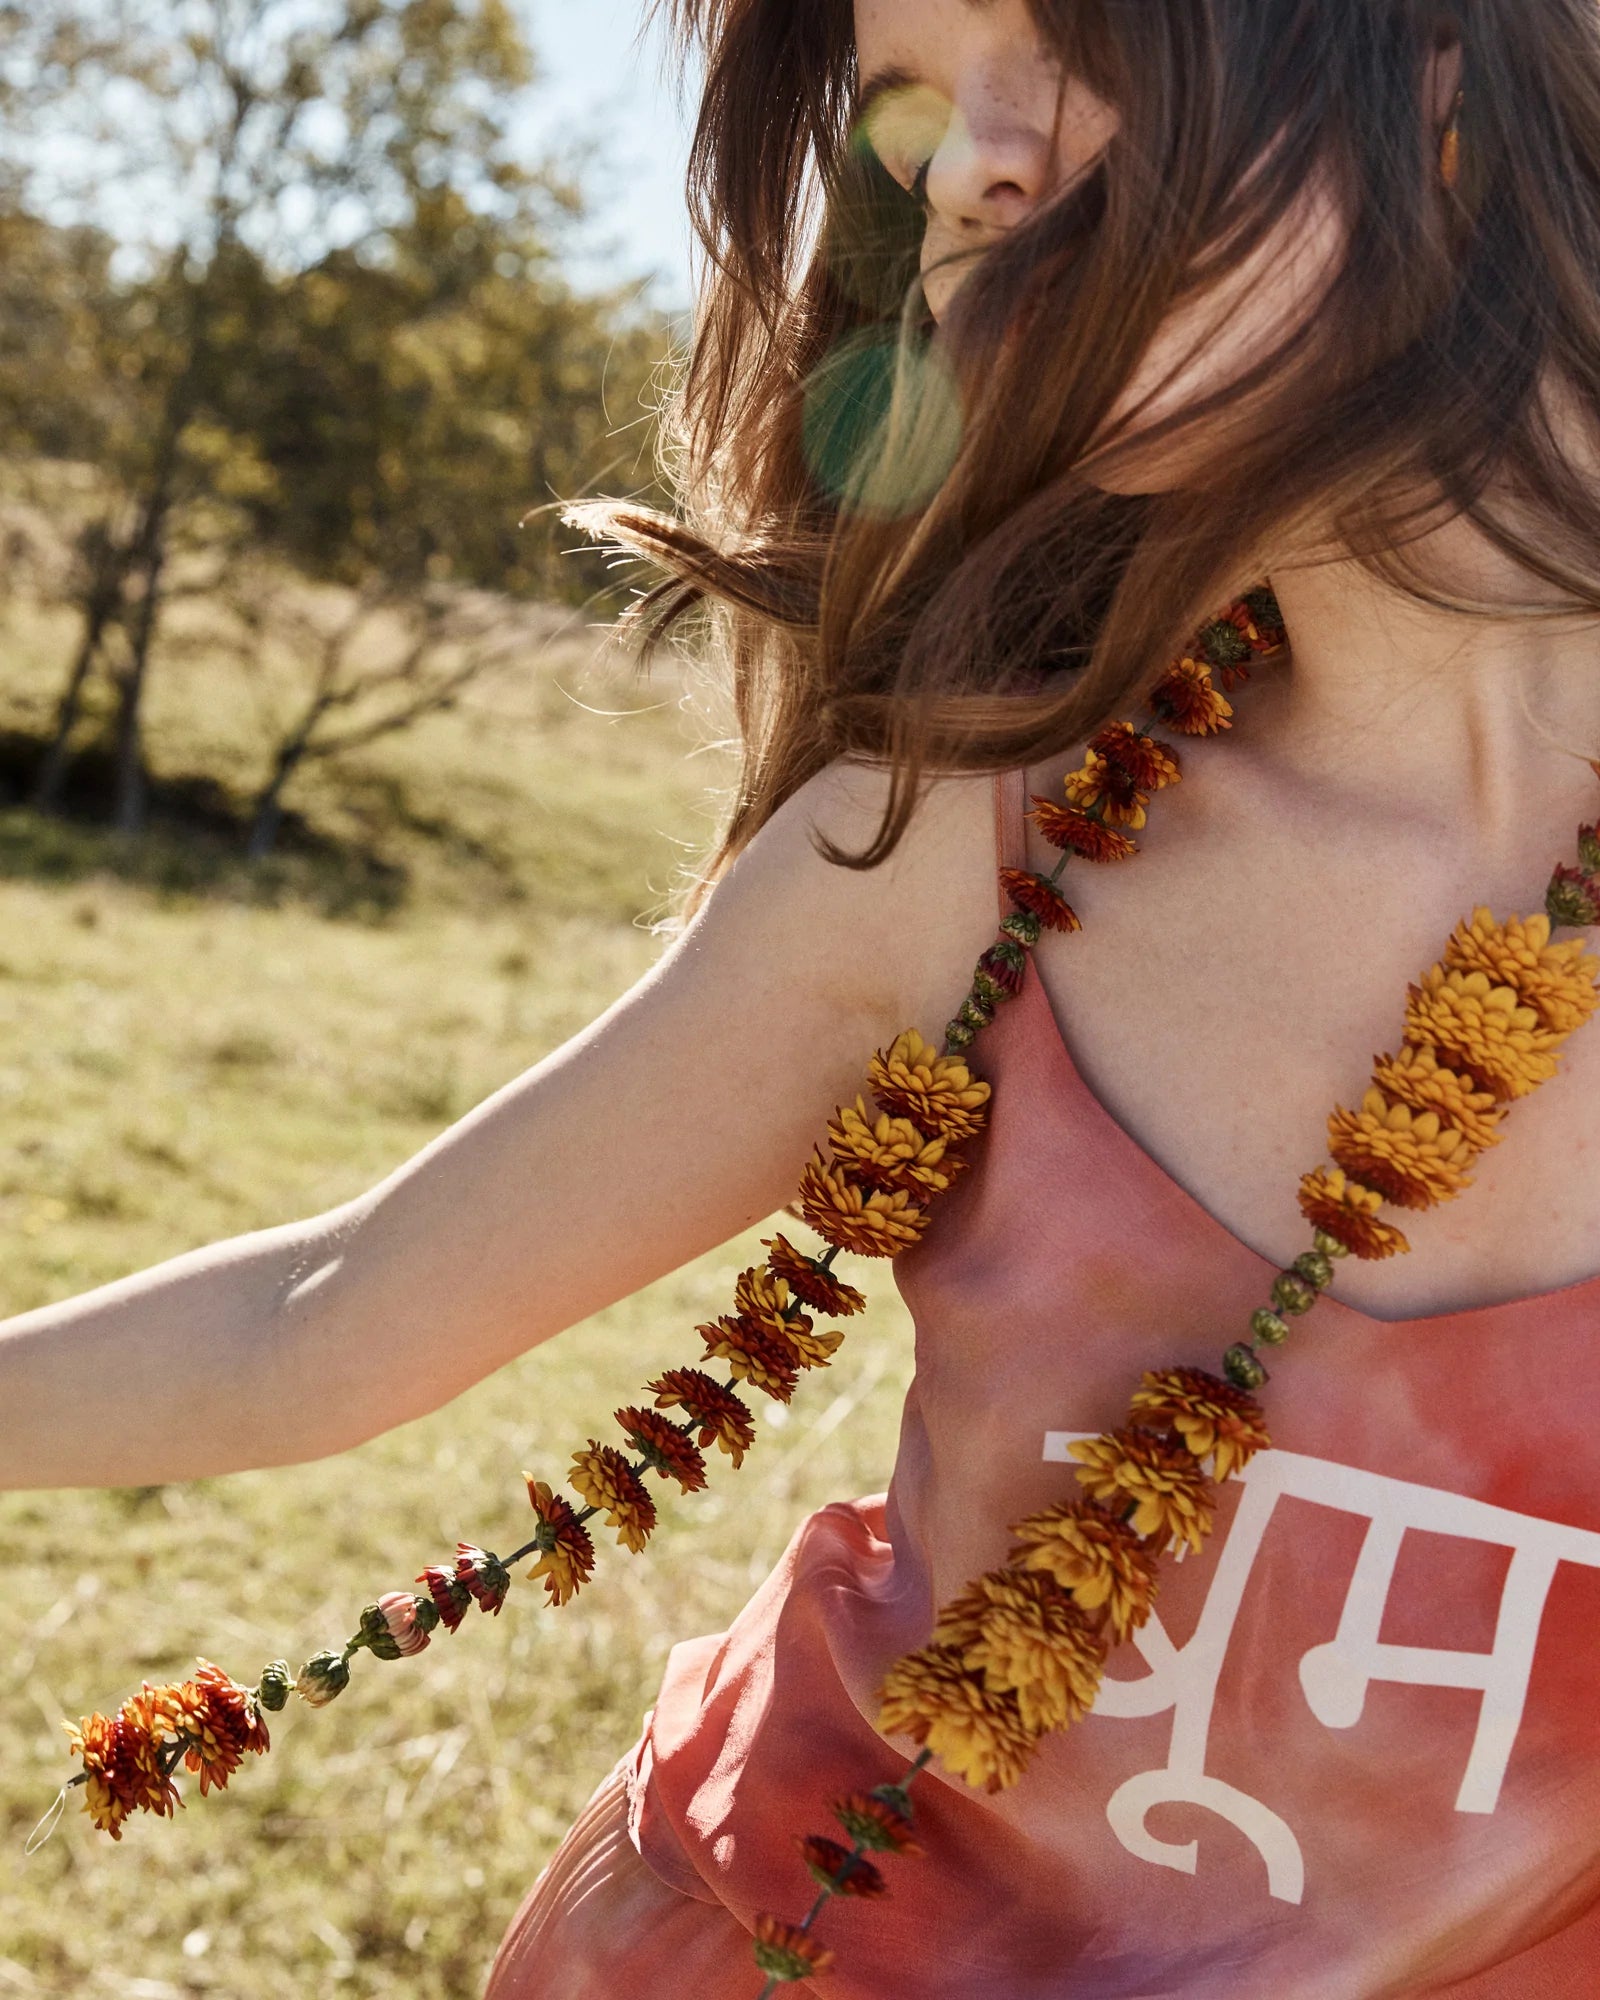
(0, 597, 915, 1996)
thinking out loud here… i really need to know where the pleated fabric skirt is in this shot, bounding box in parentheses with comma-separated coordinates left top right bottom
(483, 1741, 781, 2000)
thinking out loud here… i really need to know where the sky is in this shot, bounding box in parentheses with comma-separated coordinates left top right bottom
(517, 1, 699, 307)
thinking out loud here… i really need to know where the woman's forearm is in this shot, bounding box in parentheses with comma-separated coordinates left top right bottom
(0, 1207, 364, 1491)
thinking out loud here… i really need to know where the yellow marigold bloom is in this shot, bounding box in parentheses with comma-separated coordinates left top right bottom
(867, 1029, 991, 1141)
(1297, 1166, 1411, 1261)
(876, 1642, 1038, 1794)
(1370, 1044, 1503, 1155)
(1405, 966, 1562, 1102)
(827, 1096, 966, 1198)
(522, 1476, 596, 1606)
(64, 1695, 181, 1838)
(1006, 1498, 1159, 1643)
(614, 1407, 708, 1495)
(761, 1233, 867, 1316)
(1151, 657, 1235, 737)
(1326, 1087, 1476, 1212)
(647, 1368, 756, 1468)
(1129, 1368, 1272, 1482)
(1445, 907, 1600, 1034)
(568, 1441, 658, 1554)
(1070, 1427, 1216, 1555)
(732, 1265, 807, 1341)
(697, 1314, 800, 1401)
(1063, 749, 1150, 829)
(1089, 721, 1183, 793)
(797, 1155, 930, 1259)
(154, 1662, 271, 1799)
(934, 1566, 1108, 1734)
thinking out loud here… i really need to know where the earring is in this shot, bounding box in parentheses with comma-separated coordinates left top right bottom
(1440, 87, 1464, 191)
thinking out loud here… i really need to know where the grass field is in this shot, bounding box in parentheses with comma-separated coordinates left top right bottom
(0, 594, 916, 1997)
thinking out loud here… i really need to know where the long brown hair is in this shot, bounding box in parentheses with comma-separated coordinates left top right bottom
(580, 0, 1600, 894)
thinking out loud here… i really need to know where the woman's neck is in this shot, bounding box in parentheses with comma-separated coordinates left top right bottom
(1256, 516, 1600, 850)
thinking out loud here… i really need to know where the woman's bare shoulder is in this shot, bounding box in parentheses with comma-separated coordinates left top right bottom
(722, 758, 1006, 1041)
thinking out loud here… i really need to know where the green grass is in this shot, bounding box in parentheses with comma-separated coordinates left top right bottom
(0, 599, 916, 1996)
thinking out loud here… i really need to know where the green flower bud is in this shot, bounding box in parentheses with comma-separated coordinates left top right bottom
(944, 1018, 976, 1051)
(295, 1650, 352, 1708)
(1271, 1271, 1318, 1317)
(959, 992, 995, 1031)
(1250, 1308, 1291, 1347)
(1580, 825, 1600, 876)
(1292, 1250, 1335, 1292)
(1312, 1229, 1352, 1261)
(411, 1594, 441, 1633)
(1000, 910, 1043, 947)
(1223, 1344, 1269, 1392)
(256, 1661, 293, 1712)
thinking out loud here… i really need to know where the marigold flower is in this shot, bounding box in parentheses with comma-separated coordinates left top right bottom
(1193, 615, 1255, 683)
(1404, 966, 1562, 1102)
(832, 1788, 923, 1856)
(1150, 658, 1235, 736)
(1128, 1368, 1272, 1482)
(798, 1834, 889, 1898)
(998, 868, 1081, 934)
(416, 1563, 474, 1632)
(934, 1566, 1108, 1734)
(1326, 1088, 1477, 1211)
(454, 1543, 513, 1613)
(1297, 1166, 1411, 1261)
(728, 1263, 798, 1337)
(761, 1234, 867, 1317)
(797, 1155, 931, 1259)
(731, 1264, 844, 1366)
(1006, 1498, 1159, 1643)
(1070, 1427, 1216, 1555)
(1238, 587, 1288, 651)
(867, 1029, 992, 1141)
(64, 1697, 181, 1838)
(522, 1476, 598, 1605)
(1444, 907, 1600, 1034)
(647, 1367, 757, 1468)
(877, 1642, 1038, 1793)
(1027, 798, 1139, 862)
(752, 1914, 835, 1982)
(614, 1406, 708, 1494)
(1547, 864, 1600, 930)
(568, 1445, 657, 1554)
(1063, 750, 1149, 829)
(374, 1592, 432, 1658)
(156, 1662, 271, 1796)
(1089, 721, 1182, 793)
(697, 1313, 801, 1401)
(1370, 1044, 1503, 1154)
(827, 1097, 967, 1199)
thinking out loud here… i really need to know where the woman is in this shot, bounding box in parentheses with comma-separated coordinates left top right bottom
(9, 0, 1600, 1991)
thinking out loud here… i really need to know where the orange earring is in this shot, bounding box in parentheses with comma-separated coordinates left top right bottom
(1440, 88, 1464, 191)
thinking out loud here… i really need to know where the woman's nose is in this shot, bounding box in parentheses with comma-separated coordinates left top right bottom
(923, 97, 1056, 235)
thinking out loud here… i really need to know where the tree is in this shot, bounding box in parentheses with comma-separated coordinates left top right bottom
(0, 0, 592, 833)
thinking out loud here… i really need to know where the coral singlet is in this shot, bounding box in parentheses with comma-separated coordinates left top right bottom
(624, 768, 1600, 1998)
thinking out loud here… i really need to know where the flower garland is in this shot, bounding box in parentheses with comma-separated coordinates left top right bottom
(43, 587, 1600, 2000)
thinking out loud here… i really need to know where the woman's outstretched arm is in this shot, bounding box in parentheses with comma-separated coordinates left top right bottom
(0, 762, 997, 1490)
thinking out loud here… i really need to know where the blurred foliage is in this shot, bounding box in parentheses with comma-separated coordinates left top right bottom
(0, 0, 677, 835)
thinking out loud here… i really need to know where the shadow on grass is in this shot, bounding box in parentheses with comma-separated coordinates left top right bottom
(0, 729, 410, 919)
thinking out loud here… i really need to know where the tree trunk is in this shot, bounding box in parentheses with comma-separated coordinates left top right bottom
(33, 527, 125, 811)
(246, 765, 293, 860)
(112, 544, 166, 837)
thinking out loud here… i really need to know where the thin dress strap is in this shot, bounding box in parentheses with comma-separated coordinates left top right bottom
(992, 767, 1030, 919)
